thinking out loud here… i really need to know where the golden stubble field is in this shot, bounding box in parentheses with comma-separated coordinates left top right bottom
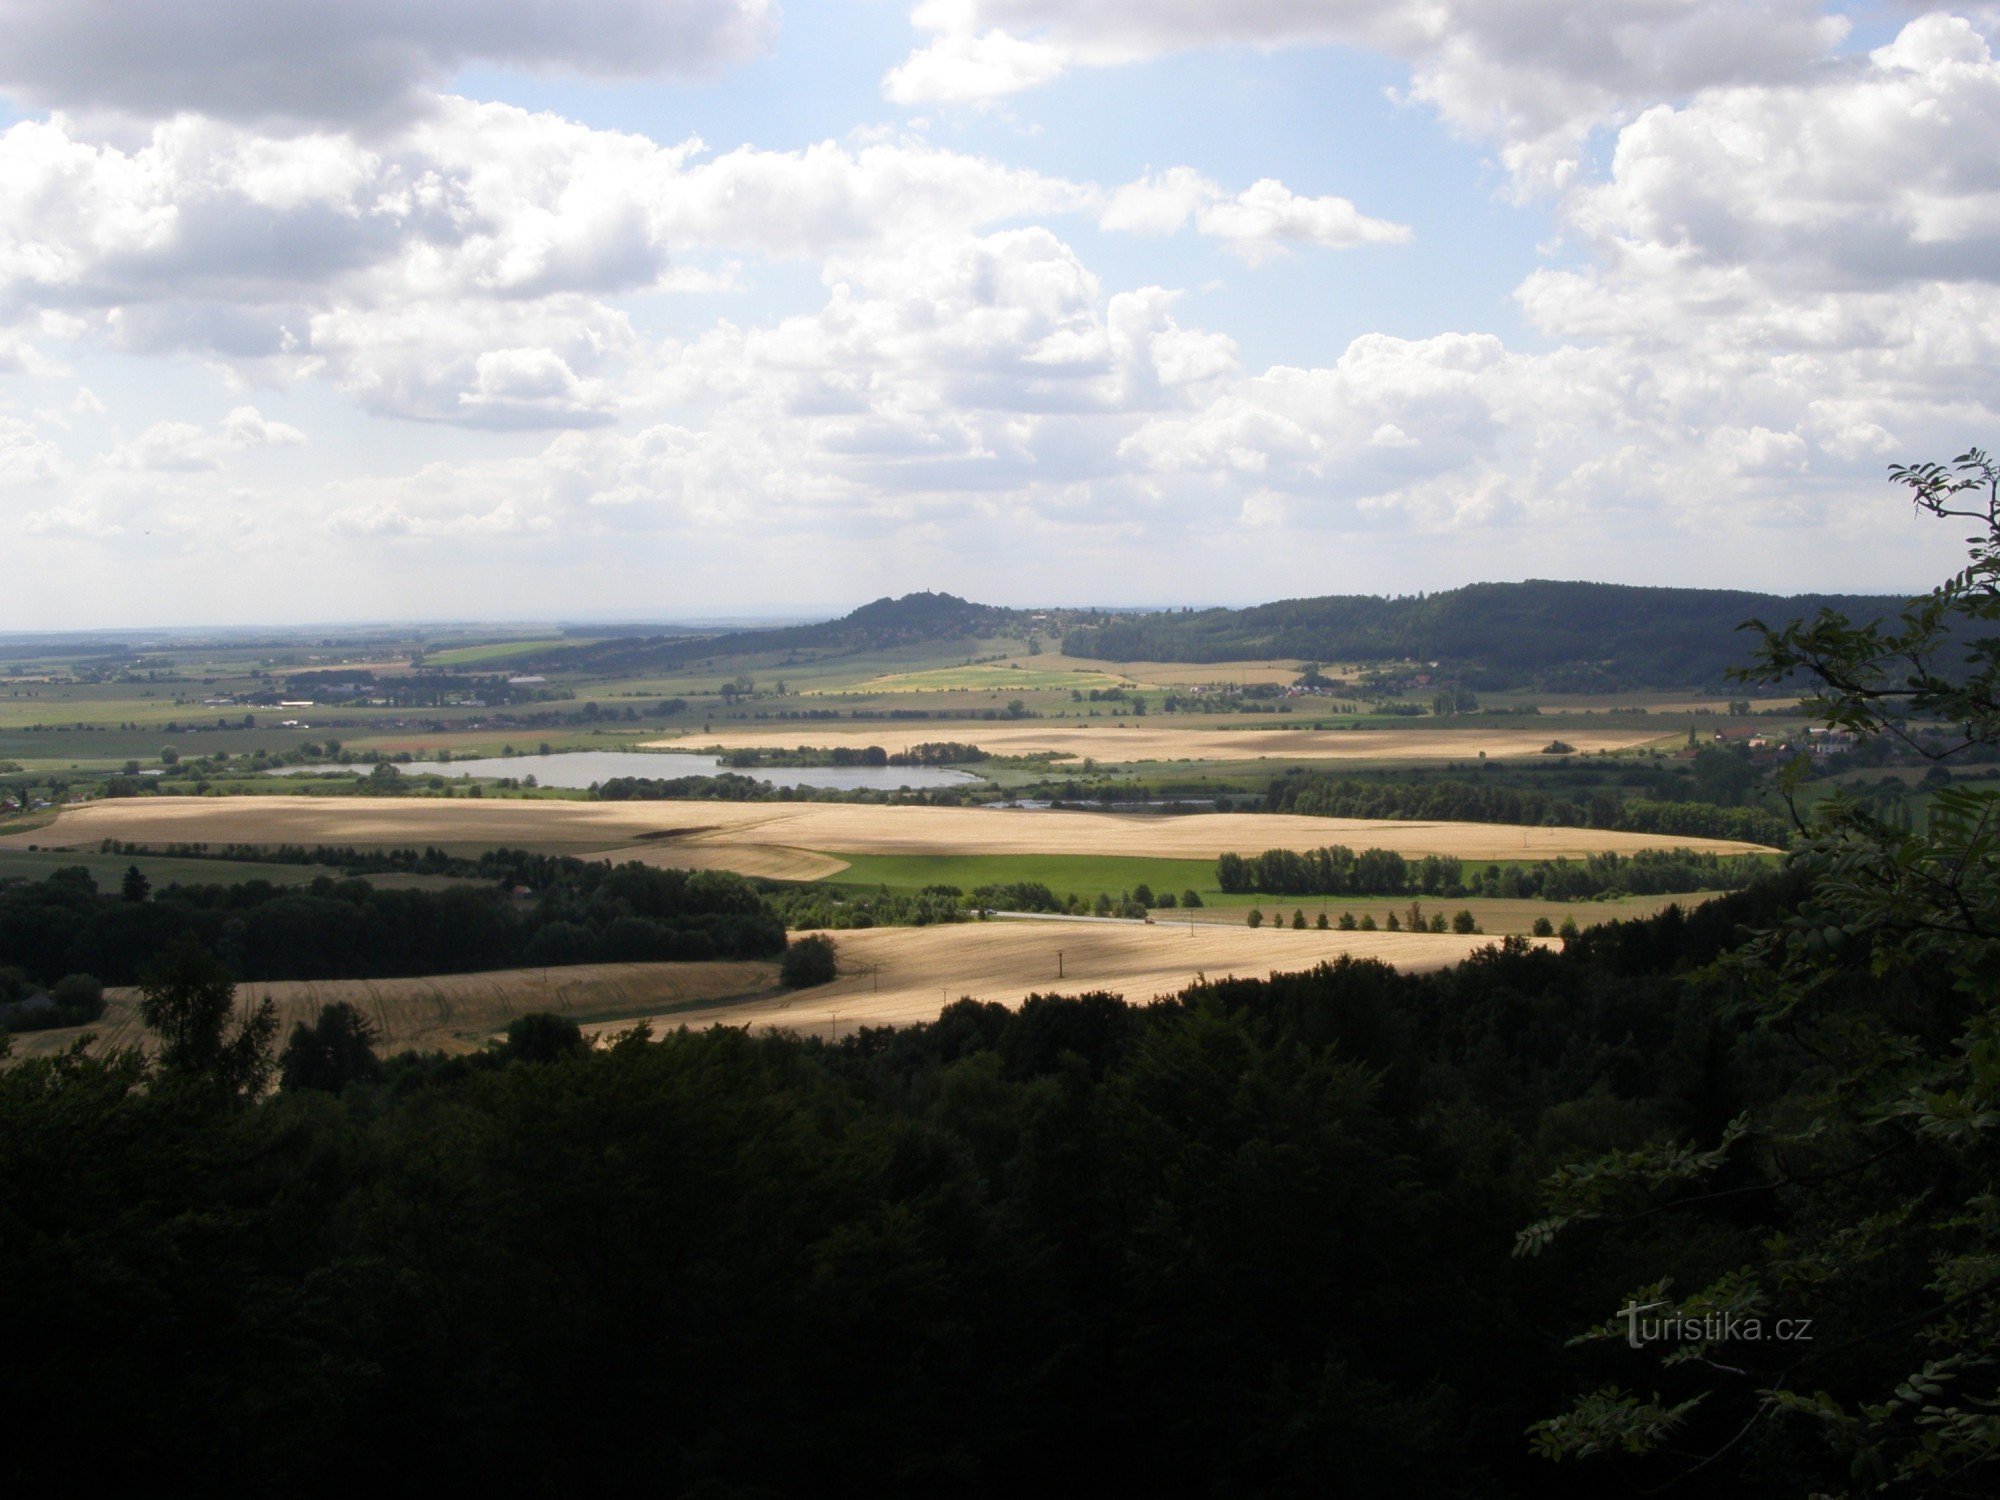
(8, 958, 783, 1062)
(592, 921, 1545, 1042)
(0, 795, 1776, 870)
(649, 722, 1666, 763)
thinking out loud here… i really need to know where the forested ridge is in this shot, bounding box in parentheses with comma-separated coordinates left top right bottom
(1063, 580, 1907, 689)
(516, 580, 1910, 689)
(427, 581, 1910, 690)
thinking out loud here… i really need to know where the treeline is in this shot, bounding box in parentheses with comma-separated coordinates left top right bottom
(717, 742, 987, 768)
(5, 871, 1912, 1495)
(895, 740, 988, 765)
(765, 880, 1215, 928)
(1217, 845, 1767, 900)
(0, 969, 104, 1031)
(1267, 773, 1791, 848)
(594, 773, 981, 805)
(100, 839, 534, 879)
(0, 862, 785, 986)
(764, 883, 976, 929)
(597, 771, 775, 801)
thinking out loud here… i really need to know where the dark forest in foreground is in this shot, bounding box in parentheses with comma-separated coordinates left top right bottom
(0, 882, 1821, 1497)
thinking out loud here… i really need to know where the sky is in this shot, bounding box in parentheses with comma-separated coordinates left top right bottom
(3, 0, 1998, 627)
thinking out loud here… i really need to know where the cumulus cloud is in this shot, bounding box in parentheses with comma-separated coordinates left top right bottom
(0, 102, 1097, 426)
(887, 0, 1849, 191)
(1102, 168, 1410, 262)
(1501, 12, 2000, 477)
(113, 404, 305, 470)
(1544, 15, 2000, 300)
(883, 22, 1069, 104)
(0, 414, 65, 487)
(0, 104, 1092, 310)
(0, 0, 776, 125)
(314, 226, 1244, 541)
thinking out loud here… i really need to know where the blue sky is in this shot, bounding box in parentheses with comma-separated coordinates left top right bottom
(0, 1, 1994, 625)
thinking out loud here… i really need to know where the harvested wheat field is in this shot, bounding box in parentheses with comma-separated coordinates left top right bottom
(4, 796, 1777, 871)
(0, 795, 687, 856)
(598, 920, 1541, 1043)
(7, 958, 784, 1063)
(650, 722, 1665, 764)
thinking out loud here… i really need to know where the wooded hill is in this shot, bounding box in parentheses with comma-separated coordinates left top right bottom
(501, 592, 1048, 677)
(1060, 581, 1909, 690)
(494, 581, 1911, 691)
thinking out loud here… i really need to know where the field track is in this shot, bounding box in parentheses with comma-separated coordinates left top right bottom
(595, 921, 1542, 1042)
(649, 722, 1665, 763)
(0, 796, 1776, 872)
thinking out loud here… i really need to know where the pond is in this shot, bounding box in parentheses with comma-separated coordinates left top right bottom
(271, 750, 979, 792)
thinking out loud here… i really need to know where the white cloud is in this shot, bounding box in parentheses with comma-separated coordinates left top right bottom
(1548, 15, 2000, 298)
(0, 414, 64, 486)
(0, 0, 776, 125)
(1105, 168, 1410, 262)
(1502, 14, 2000, 475)
(114, 404, 305, 470)
(23, 503, 122, 538)
(888, 0, 1849, 192)
(883, 23, 1069, 104)
(0, 102, 1098, 426)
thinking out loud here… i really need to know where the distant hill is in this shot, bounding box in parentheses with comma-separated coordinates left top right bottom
(1059, 581, 1913, 691)
(496, 592, 1045, 677)
(488, 581, 1915, 690)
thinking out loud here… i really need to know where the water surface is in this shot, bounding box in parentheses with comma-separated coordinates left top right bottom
(296, 749, 981, 792)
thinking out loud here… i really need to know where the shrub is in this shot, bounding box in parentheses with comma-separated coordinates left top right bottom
(781, 933, 838, 988)
(505, 1012, 585, 1064)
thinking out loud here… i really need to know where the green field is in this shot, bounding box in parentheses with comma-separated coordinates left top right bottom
(860, 663, 1140, 692)
(828, 851, 1220, 902)
(422, 638, 593, 666)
